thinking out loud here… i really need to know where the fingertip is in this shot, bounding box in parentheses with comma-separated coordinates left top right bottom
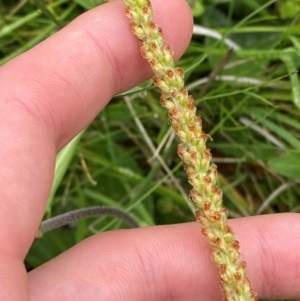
(1, 0, 194, 149)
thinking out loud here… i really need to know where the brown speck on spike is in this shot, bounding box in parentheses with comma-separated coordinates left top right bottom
(178, 86, 186, 95)
(188, 124, 196, 132)
(125, 6, 131, 15)
(212, 186, 222, 196)
(240, 260, 247, 268)
(190, 151, 197, 159)
(211, 164, 218, 172)
(231, 240, 240, 251)
(203, 148, 212, 160)
(160, 95, 167, 106)
(175, 67, 184, 78)
(201, 227, 208, 236)
(195, 209, 203, 222)
(220, 207, 228, 217)
(150, 41, 157, 50)
(225, 225, 234, 234)
(166, 69, 174, 78)
(177, 144, 185, 156)
(189, 188, 197, 200)
(168, 106, 178, 118)
(204, 201, 211, 211)
(195, 116, 202, 124)
(219, 263, 227, 275)
(204, 175, 212, 185)
(212, 236, 221, 246)
(142, 5, 149, 14)
(211, 211, 221, 221)
(173, 123, 180, 135)
(234, 272, 242, 282)
(152, 75, 160, 86)
(149, 21, 156, 29)
(188, 95, 195, 108)
(148, 59, 156, 68)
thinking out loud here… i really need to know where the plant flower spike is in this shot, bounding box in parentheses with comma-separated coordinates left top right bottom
(122, 0, 258, 300)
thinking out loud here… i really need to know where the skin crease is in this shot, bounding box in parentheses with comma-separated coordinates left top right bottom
(0, 0, 299, 300)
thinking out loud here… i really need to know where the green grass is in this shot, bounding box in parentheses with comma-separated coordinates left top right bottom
(1, 1, 300, 300)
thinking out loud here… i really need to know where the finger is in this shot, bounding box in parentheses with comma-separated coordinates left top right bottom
(28, 213, 300, 301)
(0, 0, 193, 150)
(0, 0, 193, 257)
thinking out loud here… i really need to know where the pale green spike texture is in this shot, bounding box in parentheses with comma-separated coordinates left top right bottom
(122, 0, 258, 300)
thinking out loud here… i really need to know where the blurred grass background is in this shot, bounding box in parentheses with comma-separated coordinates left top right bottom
(1, 1, 300, 300)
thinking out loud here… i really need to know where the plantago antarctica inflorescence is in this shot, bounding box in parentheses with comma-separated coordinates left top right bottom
(121, 0, 258, 300)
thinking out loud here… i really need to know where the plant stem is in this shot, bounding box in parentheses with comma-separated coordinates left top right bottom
(37, 206, 139, 238)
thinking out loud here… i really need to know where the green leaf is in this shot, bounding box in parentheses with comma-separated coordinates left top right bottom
(268, 153, 300, 179)
(73, 0, 103, 10)
(278, 0, 300, 19)
(187, 0, 204, 17)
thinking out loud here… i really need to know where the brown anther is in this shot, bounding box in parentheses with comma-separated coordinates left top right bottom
(178, 87, 186, 95)
(190, 151, 197, 159)
(234, 272, 242, 282)
(189, 189, 197, 199)
(142, 5, 148, 14)
(160, 95, 167, 105)
(240, 260, 247, 269)
(187, 172, 195, 182)
(149, 21, 156, 29)
(129, 20, 135, 29)
(177, 144, 185, 155)
(168, 107, 178, 118)
(199, 131, 207, 140)
(152, 76, 160, 86)
(195, 116, 202, 125)
(225, 225, 234, 234)
(166, 69, 174, 78)
(125, 6, 131, 15)
(201, 227, 208, 236)
(195, 210, 203, 222)
(158, 27, 163, 35)
(210, 212, 221, 221)
(187, 95, 195, 110)
(148, 59, 156, 68)
(175, 67, 184, 77)
(172, 123, 180, 135)
(219, 263, 227, 275)
(164, 45, 171, 52)
(203, 148, 212, 160)
(149, 41, 157, 50)
(220, 207, 228, 217)
(188, 124, 196, 132)
(231, 240, 240, 251)
(204, 176, 212, 185)
(140, 47, 147, 58)
(212, 186, 222, 196)
(204, 201, 211, 211)
(142, 5, 149, 14)
(212, 236, 221, 246)
(170, 90, 178, 98)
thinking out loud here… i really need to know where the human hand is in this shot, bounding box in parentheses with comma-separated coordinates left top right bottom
(0, 1, 299, 300)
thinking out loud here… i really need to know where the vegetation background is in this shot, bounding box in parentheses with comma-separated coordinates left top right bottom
(1, 0, 300, 300)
